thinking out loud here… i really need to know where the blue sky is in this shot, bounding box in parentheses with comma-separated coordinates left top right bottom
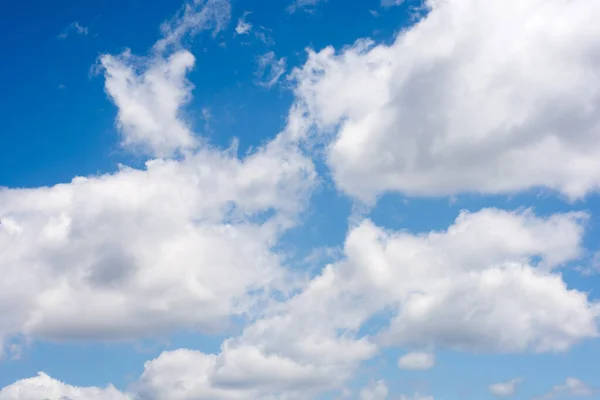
(0, 0, 600, 399)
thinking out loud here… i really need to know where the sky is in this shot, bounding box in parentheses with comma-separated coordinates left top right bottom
(0, 0, 599, 399)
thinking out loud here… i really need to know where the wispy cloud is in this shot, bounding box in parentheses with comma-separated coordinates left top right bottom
(536, 378, 595, 400)
(154, 0, 231, 53)
(57, 22, 89, 39)
(254, 51, 286, 89)
(287, 0, 325, 14)
(489, 378, 523, 397)
(380, 0, 405, 7)
(235, 11, 252, 35)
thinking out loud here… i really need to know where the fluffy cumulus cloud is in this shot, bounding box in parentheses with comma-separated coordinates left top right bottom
(3, 0, 600, 398)
(0, 373, 130, 400)
(397, 352, 435, 370)
(0, 0, 315, 352)
(263, 208, 598, 356)
(489, 378, 523, 397)
(292, 0, 600, 202)
(0, 139, 314, 344)
(100, 50, 198, 156)
(118, 207, 597, 399)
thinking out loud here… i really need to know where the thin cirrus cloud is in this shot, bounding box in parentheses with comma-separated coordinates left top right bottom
(1, 0, 600, 399)
(57, 21, 89, 39)
(254, 51, 287, 89)
(535, 377, 595, 399)
(287, 0, 325, 14)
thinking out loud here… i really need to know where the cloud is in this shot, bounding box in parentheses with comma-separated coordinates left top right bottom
(0, 0, 315, 352)
(360, 380, 388, 400)
(489, 378, 523, 397)
(100, 50, 198, 156)
(4, 0, 600, 398)
(398, 352, 435, 370)
(235, 12, 252, 35)
(130, 207, 597, 398)
(0, 141, 314, 344)
(233, 13, 274, 46)
(95, 0, 233, 157)
(287, 0, 325, 14)
(275, 208, 598, 355)
(398, 395, 434, 400)
(255, 51, 287, 89)
(57, 22, 89, 39)
(291, 0, 600, 203)
(154, 0, 231, 53)
(133, 342, 364, 400)
(536, 378, 595, 399)
(380, 0, 404, 7)
(1, 208, 599, 398)
(0, 373, 130, 400)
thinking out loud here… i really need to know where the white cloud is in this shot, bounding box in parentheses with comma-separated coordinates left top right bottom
(130, 208, 598, 398)
(1, 208, 599, 398)
(255, 51, 287, 89)
(537, 378, 595, 399)
(154, 0, 231, 53)
(281, 208, 598, 354)
(0, 0, 315, 352)
(133, 343, 358, 400)
(397, 352, 435, 370)
(360, 380, 388, 400)
(58, 22, 89, 39)
(0, 140, 314, 344)
(291, 0, 600, 203)
(380, 0, 404, 7)
(489, 378, 523, 397)
(0, 373, 130, 400)
(97, 0, 233, 157)
(287, 0, 325, 14)
(5, 0, 600, 398)
(100, 50, 198, 156)
(235, 12, 252, 35)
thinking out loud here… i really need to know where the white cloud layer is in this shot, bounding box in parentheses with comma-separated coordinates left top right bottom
(1, 208, 598, 398)
(292, 0, 600, 202)
(3, 0, 600, 398)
